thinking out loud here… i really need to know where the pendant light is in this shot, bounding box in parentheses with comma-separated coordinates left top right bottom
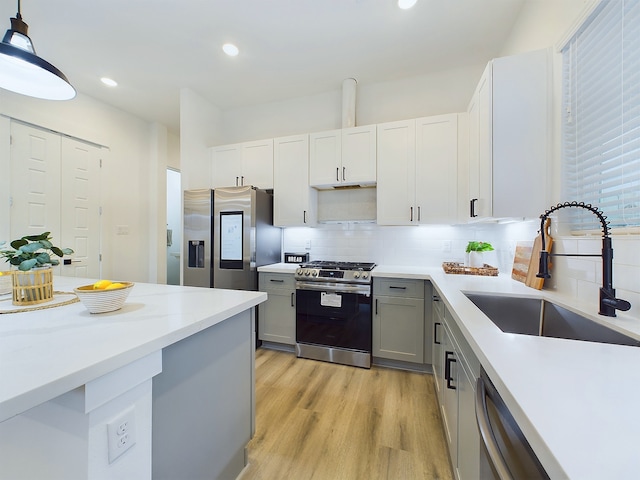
(0, 0, 75, 100)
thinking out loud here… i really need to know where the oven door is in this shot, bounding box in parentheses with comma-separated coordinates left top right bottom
(296, 282, 372, 353)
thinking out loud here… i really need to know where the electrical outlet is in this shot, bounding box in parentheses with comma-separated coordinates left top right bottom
(116, 225, 129, 235)
(107, 406, 137, 463)
(442, 240, 452, 253)
(305, 240, 311, 250)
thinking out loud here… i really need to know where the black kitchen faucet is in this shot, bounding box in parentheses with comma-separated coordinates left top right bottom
(536, 201, 631, 317)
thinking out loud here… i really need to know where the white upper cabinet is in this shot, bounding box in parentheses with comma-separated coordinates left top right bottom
(309, 125, 376, 188)
(377, 114, 459, 225)
(211, 144, 241, 189)
(376, 119, 416, 225)
(466, 48, 550, 220)
(416, 114, 459, 224)
(211, 139, 274, 189)
(273, 134, 317, 227)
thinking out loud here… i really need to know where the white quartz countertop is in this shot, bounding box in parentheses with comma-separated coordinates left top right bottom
(0, 277, 266, 423)
(259, 262, 640, 479)
(258, 263, 299, 273)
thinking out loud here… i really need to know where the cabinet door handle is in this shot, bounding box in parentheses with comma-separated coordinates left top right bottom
(342, 166, 346, 181)
(445, 351, 457, 390)
(417, 206, 421, 222)
(475, 377, 513, 480)
(269, 279, 284, 283)
(389, 285, 407, 290)
(241, 175, 245, 186)
(434, 322, 441, 345)
(375, 298, 378, 315)
(291, 292, 295, 307)
(410, 206, 414, 222)
(236, 176, 239, 186)
(336, 167, 340, 182)
(303, 210, 307, 223)
(470, 198, 478, 217)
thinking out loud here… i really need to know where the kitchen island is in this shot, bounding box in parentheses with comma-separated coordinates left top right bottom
(0, 277, 266, 480)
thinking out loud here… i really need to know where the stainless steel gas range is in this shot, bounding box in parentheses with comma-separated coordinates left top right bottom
(294, 261, 376, 368)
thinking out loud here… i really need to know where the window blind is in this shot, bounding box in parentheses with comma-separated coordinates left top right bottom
(562, 0, 640, 231)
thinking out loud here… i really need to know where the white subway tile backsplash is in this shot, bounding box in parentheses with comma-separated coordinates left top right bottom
(282, 222, 640, 315)
(614, 264, 640, 293)
(616, 289, 640, 320)
(612, 237, 640, 267)
(576, 279, 601, 311)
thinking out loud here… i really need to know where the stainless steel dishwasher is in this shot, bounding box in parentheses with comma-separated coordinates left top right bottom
(475, 369, 550, 480)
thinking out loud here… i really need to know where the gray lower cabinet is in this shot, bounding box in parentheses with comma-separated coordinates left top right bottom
(432, 292, 445, 396)
(373, 278, 425, 363)
(432, 293, 481, 480)
(258, 272, 296, 345)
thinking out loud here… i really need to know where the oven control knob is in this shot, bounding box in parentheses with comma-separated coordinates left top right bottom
(296, 268, 303, 275)
(311, 270, 318, 277)
(353, 272, 360, 279)
(362, 273, 368, 279)
(305, 270, 311, 276)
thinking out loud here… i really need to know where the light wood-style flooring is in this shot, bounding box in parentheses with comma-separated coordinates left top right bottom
(238, 348, 454, 480)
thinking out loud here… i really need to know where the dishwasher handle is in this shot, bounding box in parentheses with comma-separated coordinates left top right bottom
(475, 376, 513, 480)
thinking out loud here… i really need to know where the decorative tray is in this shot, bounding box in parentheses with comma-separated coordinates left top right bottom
(442, 262, 499, 277)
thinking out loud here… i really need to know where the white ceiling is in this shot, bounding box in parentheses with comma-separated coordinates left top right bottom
(7, 0, 526, 133)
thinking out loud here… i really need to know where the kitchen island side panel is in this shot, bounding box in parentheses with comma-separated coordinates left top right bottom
(152, 309, 254, 480)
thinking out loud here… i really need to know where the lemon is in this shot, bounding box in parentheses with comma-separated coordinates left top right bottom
(93, 279, 112, 290)
(105, 282, 124, 290)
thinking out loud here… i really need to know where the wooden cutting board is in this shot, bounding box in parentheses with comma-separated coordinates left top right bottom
(511, 241, 533, 283)
(525, 219, 553, 290)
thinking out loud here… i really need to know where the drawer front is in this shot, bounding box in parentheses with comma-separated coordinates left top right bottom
(259, 272, 295, 291)
(373, 278, 424, 298)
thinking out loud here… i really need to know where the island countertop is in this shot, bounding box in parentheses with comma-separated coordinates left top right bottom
(0, 277, 266, 422)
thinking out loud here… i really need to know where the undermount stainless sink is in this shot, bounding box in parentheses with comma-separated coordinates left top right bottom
(465, 293, 640, 347)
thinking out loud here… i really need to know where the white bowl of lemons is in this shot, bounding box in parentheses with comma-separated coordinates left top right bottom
(74, 280, 134, 314)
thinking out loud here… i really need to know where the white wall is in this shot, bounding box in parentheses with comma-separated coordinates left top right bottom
(179, 88, 222, 190)
(218, 65, 483, 145)
(0, 90, 165, 283)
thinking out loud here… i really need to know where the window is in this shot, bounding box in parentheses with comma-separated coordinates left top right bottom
(562, 0, 639, 231)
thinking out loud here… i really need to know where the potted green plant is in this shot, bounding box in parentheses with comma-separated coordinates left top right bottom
(0, 232, 74, 271)
(465, 241, 494, 268)
(0, 232, 74, 305)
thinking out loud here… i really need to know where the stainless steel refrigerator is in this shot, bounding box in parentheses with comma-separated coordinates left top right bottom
(183, 186, 281, 290)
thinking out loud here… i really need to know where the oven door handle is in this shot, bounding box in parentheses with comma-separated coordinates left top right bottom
(295, 281, 371, 295)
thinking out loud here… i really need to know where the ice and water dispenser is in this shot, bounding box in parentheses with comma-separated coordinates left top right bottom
(188, 240, 205, 268)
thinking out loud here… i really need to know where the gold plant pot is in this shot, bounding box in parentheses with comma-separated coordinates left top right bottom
(12, 267, 54, 306)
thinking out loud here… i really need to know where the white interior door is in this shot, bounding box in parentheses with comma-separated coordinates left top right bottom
(10, 122, 62, 269)
(60, 137, 102, 279)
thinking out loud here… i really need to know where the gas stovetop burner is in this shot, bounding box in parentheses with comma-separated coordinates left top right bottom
(295, 261, 376, 285)
(299, 261, 376, 271)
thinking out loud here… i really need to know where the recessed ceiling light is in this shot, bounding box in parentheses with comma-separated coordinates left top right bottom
(222, 43, 239, 57)
(100, 77, 117, 87)
(398, 0, 417, 9)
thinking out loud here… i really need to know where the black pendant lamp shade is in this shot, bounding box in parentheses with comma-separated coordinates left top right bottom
(0, 1, 75, 100)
